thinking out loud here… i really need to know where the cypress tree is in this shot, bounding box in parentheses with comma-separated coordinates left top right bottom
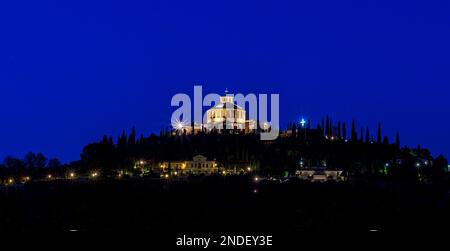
(377, 123, 382, 144)
(396, 131, 401, 149)
(351, 120, 357, 142)
(118, 130, 127, 147)
(330, 118, 333, 137)
(366, 127, 370, 144)
(102, 135, 108, 145)
(337, 121, 341, 139)
(343, 122, 347, 140)
(128, 127, 136, 146)
(383, 136, 389, 145)
(321, 117, 325, 136)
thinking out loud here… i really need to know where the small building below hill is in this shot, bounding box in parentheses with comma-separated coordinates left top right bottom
(295, 169, 346, 182)
(159, 155, 218, 175)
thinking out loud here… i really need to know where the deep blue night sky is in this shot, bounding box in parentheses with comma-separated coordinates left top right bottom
(1, 0, 449, 162)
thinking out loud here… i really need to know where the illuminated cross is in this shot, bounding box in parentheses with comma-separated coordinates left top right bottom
(300, 118, 306, 128)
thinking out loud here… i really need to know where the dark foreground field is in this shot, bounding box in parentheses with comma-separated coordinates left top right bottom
(0, 176, 449, 234)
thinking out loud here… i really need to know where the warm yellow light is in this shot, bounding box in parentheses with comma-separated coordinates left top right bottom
(181, 163, 186, 169)
(8, 178, 13, 184)
(165, 174, 169, 178)
(91, 172, 98, 178)
(69, 172, 75, 178)
(174, 171, 178, 175)
(47, 174, 52, 179)
(139, 160, 145, 165)
(222, 171, 226, 175)
(254, 177, 259, 182)
(247, 167, 251, 172)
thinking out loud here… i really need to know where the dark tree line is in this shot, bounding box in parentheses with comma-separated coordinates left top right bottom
(1, 117, 448, 184)
(0, 152, 63, 178)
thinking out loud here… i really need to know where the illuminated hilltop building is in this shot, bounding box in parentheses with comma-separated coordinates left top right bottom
(176, 89, 257, 134)
(204, 89, 256, 132)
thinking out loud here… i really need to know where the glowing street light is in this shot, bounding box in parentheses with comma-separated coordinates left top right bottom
(47, 174, 52, 179)
(91, 172, 99, 178)
(247, 167, 252, 172)
(254, 177, 259, 182)
(8, 178, 14, 184)
(69, 172, 75, 179)
(173, 118, 188, 132)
